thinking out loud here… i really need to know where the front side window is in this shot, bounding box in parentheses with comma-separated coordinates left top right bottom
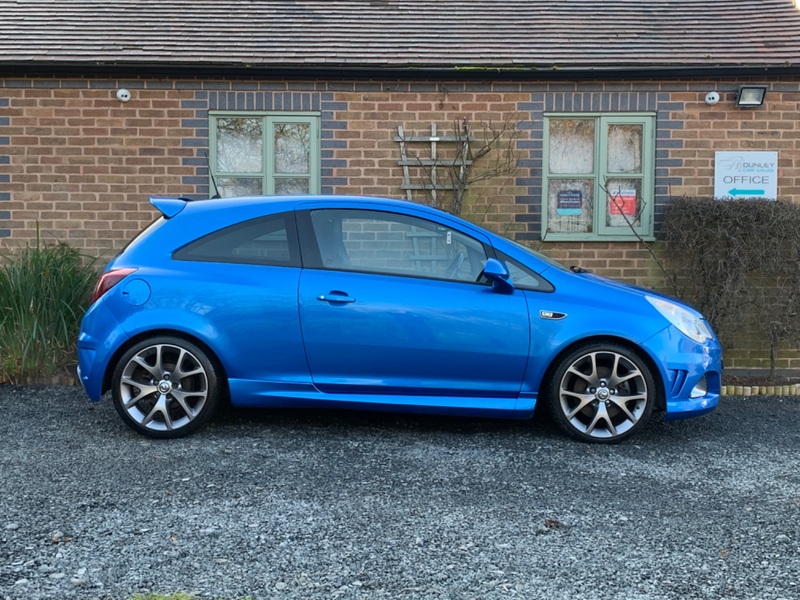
(210, 113, 320, 197)
(309, 209, 488, 283)
(494, 252, 554, 292)
(543, 114, 655, 240)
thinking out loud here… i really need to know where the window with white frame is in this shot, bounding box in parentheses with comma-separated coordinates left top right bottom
(542, 113, 655, 240)
(209, 113, 320, 197)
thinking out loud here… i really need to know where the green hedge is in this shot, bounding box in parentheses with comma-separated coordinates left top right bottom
(0, 235, 97, 383)
(662, 197, 800, 374)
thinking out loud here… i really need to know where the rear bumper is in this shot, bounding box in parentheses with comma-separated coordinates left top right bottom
(77, 301, 130, 401)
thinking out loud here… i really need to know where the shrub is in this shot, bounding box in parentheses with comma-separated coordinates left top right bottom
(661, 197, 800, 375)
(0, 234, 97, 383)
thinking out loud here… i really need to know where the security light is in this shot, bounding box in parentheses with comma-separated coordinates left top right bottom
(736, 85, 768, 107)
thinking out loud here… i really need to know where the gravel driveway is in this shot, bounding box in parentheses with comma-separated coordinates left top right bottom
(1, 386, 799, 600)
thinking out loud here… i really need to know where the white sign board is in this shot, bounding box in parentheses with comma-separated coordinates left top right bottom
(714, 151, 778, 200)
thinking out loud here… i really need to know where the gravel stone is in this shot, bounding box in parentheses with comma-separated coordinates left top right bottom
(1, 385, 799, 599)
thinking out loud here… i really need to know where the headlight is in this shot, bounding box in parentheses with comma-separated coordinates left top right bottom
(645, 296, 714, 343)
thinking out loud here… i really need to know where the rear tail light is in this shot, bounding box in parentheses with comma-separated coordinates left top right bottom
(91, 268, 137, 303)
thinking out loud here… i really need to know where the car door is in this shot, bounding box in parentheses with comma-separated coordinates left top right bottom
(297, 207, 531, 399)
(168, 211, 311, 393)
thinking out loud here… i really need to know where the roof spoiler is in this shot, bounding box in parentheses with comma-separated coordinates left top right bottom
(150, 196, 194, 218)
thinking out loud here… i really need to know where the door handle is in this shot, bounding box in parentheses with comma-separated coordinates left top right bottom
(317, 293, 356, 304)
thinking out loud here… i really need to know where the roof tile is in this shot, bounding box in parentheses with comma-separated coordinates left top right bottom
(0, 0, 797, 71)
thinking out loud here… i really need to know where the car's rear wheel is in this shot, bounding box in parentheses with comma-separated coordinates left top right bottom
(547, 343, 655, 443)
(111, 336, 220, 438)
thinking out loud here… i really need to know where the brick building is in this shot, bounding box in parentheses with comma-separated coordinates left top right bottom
(1, 0, 799, 369)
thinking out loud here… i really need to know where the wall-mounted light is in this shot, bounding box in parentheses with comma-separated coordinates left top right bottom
(736, 85, 768, 107)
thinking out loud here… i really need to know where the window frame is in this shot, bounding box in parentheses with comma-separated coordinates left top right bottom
(541, 112, 656, 242)
(209, 111, 321, 197)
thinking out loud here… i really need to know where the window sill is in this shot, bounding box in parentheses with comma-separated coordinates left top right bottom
(542, 233, 656, 243)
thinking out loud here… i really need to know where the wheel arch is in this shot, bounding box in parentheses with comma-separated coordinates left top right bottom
(538, 335, 667, 411)
(101, 329, 230, 398)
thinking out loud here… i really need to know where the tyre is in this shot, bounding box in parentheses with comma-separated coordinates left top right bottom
(546, 343, 655, 443)
(111, 336, 220, 438)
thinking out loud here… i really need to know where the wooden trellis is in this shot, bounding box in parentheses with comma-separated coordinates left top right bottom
(394, 122, 475, 205)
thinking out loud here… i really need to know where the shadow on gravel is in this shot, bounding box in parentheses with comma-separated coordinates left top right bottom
(211, 400, 559, 439)
(207, 399, 715, 449)
(0, 384, 727, 449)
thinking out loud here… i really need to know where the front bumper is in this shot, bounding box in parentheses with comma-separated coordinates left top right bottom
(641, 325, 723, 421)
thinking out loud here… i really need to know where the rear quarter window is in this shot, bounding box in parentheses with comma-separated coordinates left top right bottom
(173, 213, 301, 267)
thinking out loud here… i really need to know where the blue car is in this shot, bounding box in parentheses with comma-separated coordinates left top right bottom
(78, 195, 722, 442)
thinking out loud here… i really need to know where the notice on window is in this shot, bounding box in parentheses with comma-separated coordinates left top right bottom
(556, 191, 583, 216)
(608, 190, 637, 216)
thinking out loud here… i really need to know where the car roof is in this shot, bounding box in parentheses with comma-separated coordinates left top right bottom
(153, 194, 481, 230)
(161, 194, 443, 212)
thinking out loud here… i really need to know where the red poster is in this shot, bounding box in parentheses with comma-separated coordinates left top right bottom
(609, 190, 637, 216)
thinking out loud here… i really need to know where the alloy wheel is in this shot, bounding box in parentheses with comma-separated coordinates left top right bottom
(117, 342, 209, 434)
(554, 347, 652, 441)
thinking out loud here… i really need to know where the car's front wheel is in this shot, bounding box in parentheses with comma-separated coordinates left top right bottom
(547, 343, 655, 443)
(111, 336, 220, 438)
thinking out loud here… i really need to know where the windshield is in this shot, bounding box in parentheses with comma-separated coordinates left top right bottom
(505, 238, 569, 272)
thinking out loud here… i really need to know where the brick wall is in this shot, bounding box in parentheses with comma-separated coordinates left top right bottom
(668, 86, 800, 200)
(0, 82, 201, 251)
(1, 75, 799, 369)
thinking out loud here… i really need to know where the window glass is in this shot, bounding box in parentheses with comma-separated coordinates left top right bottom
(310, 209, 487, 282)
(275, 177, 310, 195)
(606, 179, 642, 228)
(274, 123, 310, 174)
(496, 252, 554, 292)
(607, 124, 643, 173)
(217, 177, 262, 199)
(546, 179, 594, 235)
(174, 214, 299, 267)
(548, 119, 595, 174)
(216, 118, 263, 174)
(210, 113, 319, 197)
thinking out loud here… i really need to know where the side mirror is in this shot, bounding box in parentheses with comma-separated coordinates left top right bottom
(482, 258, 515, 294)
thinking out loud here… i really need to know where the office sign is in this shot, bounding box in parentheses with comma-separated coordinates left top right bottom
(714, 151, 778, 200)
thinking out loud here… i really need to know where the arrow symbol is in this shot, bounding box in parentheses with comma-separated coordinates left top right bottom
(728, 188, 765, 196)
